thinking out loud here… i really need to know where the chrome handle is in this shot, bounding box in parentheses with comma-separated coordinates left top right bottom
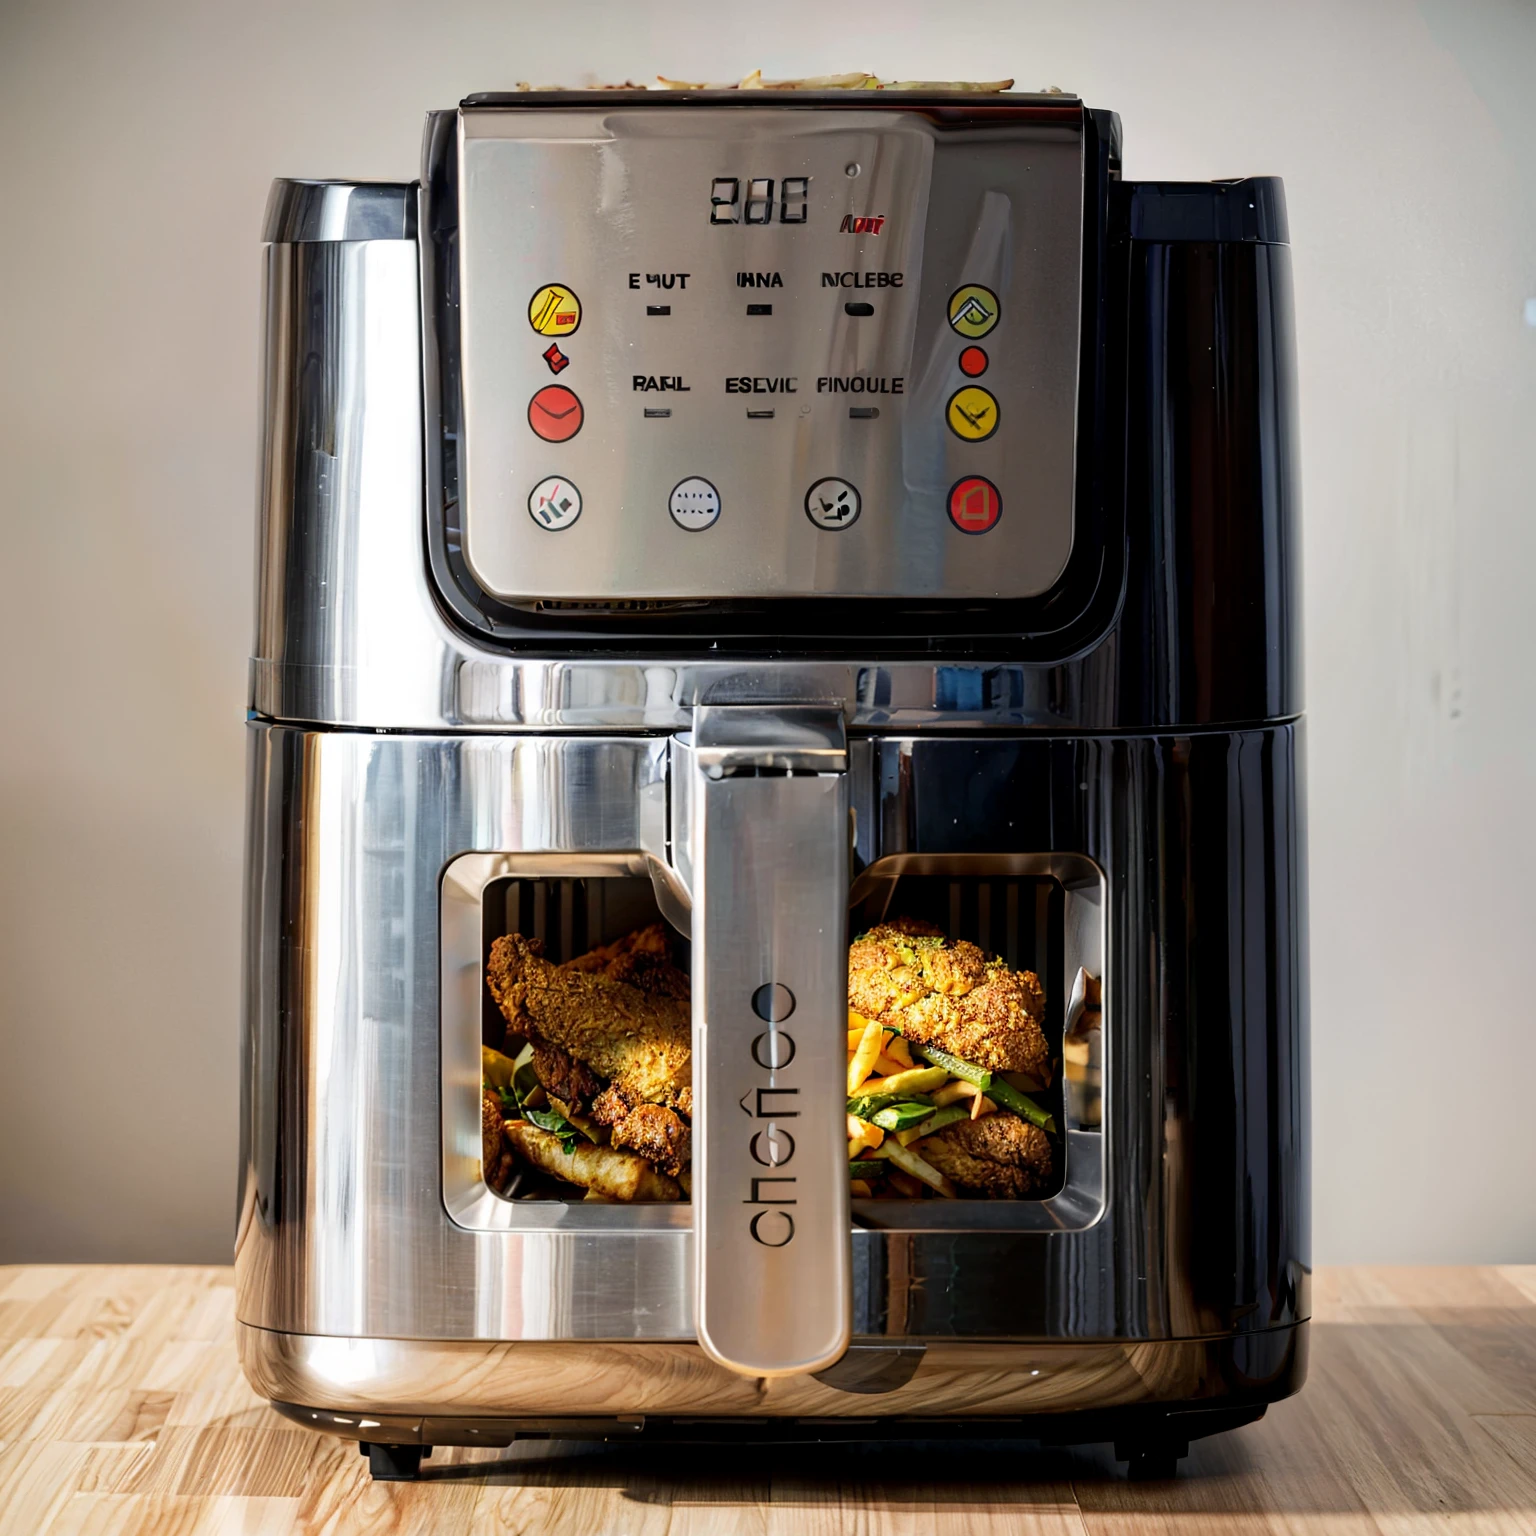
(683, 706, 852, 1378)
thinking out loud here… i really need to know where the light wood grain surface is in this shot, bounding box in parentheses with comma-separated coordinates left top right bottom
(2, 1265, 1534, 1534)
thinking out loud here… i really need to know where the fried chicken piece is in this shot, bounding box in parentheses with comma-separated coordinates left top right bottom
(488, 933, 690, 1107)
(610, 1103, 691, 1179)
(918, 1113, 1054, 1198)
(591, 1084, 691, 1180)
(847, 921, 1049, 1078)
(531, 1041, 603, 1111)
(482, 1091, 515, 1192)
(564, 923, 690, 1000)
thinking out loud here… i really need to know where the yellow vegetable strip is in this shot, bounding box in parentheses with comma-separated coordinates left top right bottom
(847, 1116, 884, 1156)
(859, 1065, 950, 1096)
(848, 1016, 885, 1093)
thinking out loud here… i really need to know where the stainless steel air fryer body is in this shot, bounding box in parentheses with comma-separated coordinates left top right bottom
(239, 92, 1308, 1474)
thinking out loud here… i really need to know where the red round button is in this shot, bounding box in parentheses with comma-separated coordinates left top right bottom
(948, 475, 1001, 534)
(527, 385, 584, 443)
(959, 345, 989, 377)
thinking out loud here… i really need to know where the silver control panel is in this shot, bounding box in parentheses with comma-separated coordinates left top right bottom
(456, 104, 1084, 602)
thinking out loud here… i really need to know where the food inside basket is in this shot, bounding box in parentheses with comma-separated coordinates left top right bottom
(845, 918, 1059, 1199)
(481, 914, 1068, 1202)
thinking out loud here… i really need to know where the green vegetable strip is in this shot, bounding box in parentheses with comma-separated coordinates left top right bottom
(903, 1103, 970, 1140)
(847, 1091, 935, 1120)
(910, 1040, 1058, 1133)
(985, 1078, 1058, 1133)
(869, 1102, 939, 1133)
(849, 1159, 889, 1180)
(909, 1040, 991, 1088)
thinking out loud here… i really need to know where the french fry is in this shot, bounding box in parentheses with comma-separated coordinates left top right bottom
(872, 1139, 958, 1198)
(934, 1079, 982, 1109)
(870, 1052, 909, 1078)
(971, 1092, 996, 1120)
(850, 1179, 873, 1199)
(885, 1035, 914, 1067)
(848, 1016, 885, 1093)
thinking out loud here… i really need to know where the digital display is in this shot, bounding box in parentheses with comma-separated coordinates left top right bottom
(710, 176, 809, 225)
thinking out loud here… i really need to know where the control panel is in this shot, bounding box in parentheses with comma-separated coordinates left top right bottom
(455, 104, 1085, 603)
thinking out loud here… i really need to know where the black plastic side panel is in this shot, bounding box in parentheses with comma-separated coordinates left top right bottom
(863, 726, 1310, 1340)
(1113, 238, 1303, 725)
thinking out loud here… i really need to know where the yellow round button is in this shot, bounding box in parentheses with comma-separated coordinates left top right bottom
(948, 284, 1000, 339)
(946, 385, 999, 442)
(528, 283, 582, 338)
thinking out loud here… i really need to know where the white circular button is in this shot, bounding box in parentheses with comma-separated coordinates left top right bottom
(805, 477, 861, 530)
(669, 476, 721, 531)
(528, 476, 582, 531)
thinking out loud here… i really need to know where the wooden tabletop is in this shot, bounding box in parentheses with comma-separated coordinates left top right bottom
(1, 1265, 1533, 1534)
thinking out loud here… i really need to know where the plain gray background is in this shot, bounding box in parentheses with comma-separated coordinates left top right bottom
(1, 0, 1532, 1265)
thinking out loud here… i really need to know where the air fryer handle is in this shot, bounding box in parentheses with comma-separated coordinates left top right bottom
(680, 706, 852, 1379)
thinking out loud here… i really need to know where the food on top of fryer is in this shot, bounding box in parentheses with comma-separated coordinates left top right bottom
(511, 73, 1021, 93)
(847, 917, 1050, 1080)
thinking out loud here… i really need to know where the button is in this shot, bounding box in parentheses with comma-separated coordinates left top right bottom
(946, 385, 999, 442)
(805, 477, 861, 530)
(958, 345, 988, 377)
(669, 476, 721, 530)
(948, 284, 1000, 339)
(948, 475, 1001, 534)
(528, 283, 581, 337)
(528, 477, 582, 531)
(527, 385, 583, 442)
(542, 342, 570, 375)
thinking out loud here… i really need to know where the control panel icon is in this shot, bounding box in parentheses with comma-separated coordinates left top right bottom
(946, 385, 999, 442)
(804, 477, 862, 530)
(528, 283, 581, 337)
(669, 476, 721, 531)
(947, 284, 1000, 339)
(527, 385, 583, 442)
(528, 477, 582, 531)
(947, 475, 1001, 534)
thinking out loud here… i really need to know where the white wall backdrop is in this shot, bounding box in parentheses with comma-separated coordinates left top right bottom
(1, 0, 1532, 1263)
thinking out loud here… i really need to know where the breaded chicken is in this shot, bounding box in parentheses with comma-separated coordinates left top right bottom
(482, 1091, 515, 1191)
(564, 922, 690, 1000)
(488, 933, 691, 1107)
(918, 1113, 1054, 1198)
(847, 919, 1049, 1078)
(612, 1103, 692, 1179)
(591, 1084, 692, 1179)
(531, 1041, 603, 1110)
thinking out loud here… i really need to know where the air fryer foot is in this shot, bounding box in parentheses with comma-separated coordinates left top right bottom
(1118, 1431, 1185, 1480)
(1122, 1444, 1186, 1480)
(361, 1442, 432, 1480)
